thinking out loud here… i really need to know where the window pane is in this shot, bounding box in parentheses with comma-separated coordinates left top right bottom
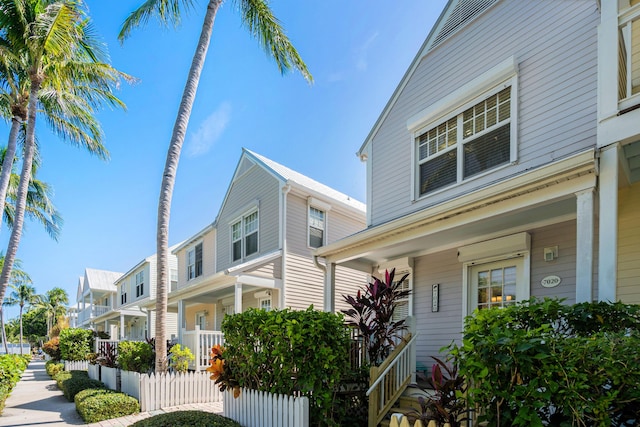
(245, 212, 258, 234)
(463, 124, 510, 178)
(233, 240, 242, 261)
(245, 232, 258, 256)
(310, 227, 324, 248)
(232, 222, 241, 241)
(419, 151, 457, 195)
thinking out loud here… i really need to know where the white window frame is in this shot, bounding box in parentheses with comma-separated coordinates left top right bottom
(259, 297, 272, 312)
(120, 282, 127, 305)
(460, 233, 531, 320)
(230, 208, 259, 262)
(308, 206, 326, 248)
(135, 271, 144, 298)
(186, 242, 203, 281)
(407, 57, 518, 200)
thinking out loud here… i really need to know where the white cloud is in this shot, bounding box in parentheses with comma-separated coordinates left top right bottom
(186, 102, 231, 157)
(356, 32, 379, 72)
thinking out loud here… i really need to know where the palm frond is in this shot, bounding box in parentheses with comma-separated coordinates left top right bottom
(118, 0, 197, 42)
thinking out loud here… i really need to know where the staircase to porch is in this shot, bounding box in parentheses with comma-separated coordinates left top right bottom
(367, 333, 418, 427)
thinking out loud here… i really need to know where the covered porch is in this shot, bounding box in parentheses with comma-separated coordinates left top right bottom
(92, 307, 149, 342)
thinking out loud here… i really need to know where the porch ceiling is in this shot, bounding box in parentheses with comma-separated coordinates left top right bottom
(341, 196, 576, 271)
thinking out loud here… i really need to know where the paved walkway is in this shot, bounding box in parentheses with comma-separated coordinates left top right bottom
(0, 360, 223, 427)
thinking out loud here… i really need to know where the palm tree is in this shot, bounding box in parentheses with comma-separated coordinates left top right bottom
(0, 254, 29, 354)
(119, 0, 312, 373)
(4, 279, 37, 354)
(35, 286, 67, 337)
(0, 0, 130, 313)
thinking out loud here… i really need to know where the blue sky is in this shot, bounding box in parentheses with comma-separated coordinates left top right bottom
(0, 0, 448, 319)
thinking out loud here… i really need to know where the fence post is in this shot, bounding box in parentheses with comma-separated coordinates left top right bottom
(194, 326, 201, 372)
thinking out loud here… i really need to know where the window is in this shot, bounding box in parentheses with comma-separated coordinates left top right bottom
(135, 271, 144, 298)
(470, 258, 523, 311)
(120, 284, 127, 305)
(416, 86, 513, 196)
(309, 207, 325, 248)
(195, 311, 207, 330)
(391, 271, 412, 322)
(187, 242, 203, 280)
(618, 1, 640, 101)
(223, 304, 234, 315)
(170, 269, 178, 291)
(231, 210, 259, 262)
(259, 297, 272, 312)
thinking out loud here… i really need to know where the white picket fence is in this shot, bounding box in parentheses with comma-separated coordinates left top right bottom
(64, 360, 89, 371)
(121, 370, 223, 412)
(389, 416, 452, 427)
(223, 388, 309, 427)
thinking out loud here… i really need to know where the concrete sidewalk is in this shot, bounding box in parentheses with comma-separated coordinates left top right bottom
(0, 360, 223, 427)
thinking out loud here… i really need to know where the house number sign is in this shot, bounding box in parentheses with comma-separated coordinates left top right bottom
(541, 275, 561, 288)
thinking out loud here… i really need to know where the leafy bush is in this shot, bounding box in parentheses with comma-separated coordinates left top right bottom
(0, 355, 29, 413)
(75, 388, 139, 423)
(221, 307, 350, 426)
(53, 370, 72, 389)
(59, 328, 94, 361)
(117, 341, 154, 373)
(45, 360, 64, 377)
(450, 298, 640, 426)
(129, 410, 241, 427)
(43, 337, 61, 360)
(342, 268, 411, 365)
(54, 370, 104, 401)
(169, 344, 194, 373)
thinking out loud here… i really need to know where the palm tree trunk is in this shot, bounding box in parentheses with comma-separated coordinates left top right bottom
(18, 304, 23, 355)
(0, 78, 41, 310)
(155, 0, 221, 373)
(0, 117, 22, 234)
(0, 307, 7, 354)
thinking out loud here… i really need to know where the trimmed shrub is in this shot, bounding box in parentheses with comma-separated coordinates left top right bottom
(53, 370, 72, 389)
(45, 360, 64, 377)
(43, 337, 61, 360)
(450, 298, 640, 426)
(0, 354, 29, 413)
(129, 410, 241, 427)
(59, 328, 94, 361)
(53, 370, 104, 401)
(221, 307, 350, 426)
(117, 341, 154, 373)
(75, 388, 139, 423)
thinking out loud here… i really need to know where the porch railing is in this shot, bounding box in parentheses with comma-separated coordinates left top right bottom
(95, 338, 119, 356)
(78, 305, 112, 324)
(366, 333, 417, 427)
(181, 327, 225, 371)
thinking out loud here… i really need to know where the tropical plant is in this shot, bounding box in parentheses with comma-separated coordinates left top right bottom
(342, 268, 411, 365)
(168, 343, 194, 373)
(119, 0, 312, 372)
(96, 342, 117, 368)
(42, 336, 60, 360)
(0, 254, 29, 353)
(34, 287, 68, 338)
(4, 280, 38, 354)
(117, 340, 154, 373)
(0, 0, 130, 319)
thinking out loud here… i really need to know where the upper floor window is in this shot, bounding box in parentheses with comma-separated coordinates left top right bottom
(120, 283, 127, 305)
(187, 242, 203, 280)
(417, 86, 512, 196)
(135, 271, 144, 298)
(232, 210, 259, 262)
(619, 1, 640, 102)
(170, 269, 178, 291)
(308, 207, 325, 248)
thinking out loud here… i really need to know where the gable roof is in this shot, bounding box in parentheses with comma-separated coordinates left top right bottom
(215, 148, 365, 223)
(83, 268, 123, 293)
(357, 0, 500, 156)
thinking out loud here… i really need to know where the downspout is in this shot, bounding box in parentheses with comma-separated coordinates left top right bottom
(281, 184, 291, 309)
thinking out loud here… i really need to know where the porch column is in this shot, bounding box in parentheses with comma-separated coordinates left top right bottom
(234, 283, 243, 314)
(575, 189, 594, 302)
(119, 313, 124, 340)
(323, 262, 336, 313)
(177, 300, 185, 343)
(598, 144, 619, 302)
(89, 292, 93, 318)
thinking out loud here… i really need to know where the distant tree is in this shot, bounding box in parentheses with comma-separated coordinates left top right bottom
(0, 254, 30, 353)
(35, 287, 68, 338)
(5, 280, 38, 354)
(120, 0, 312, 372)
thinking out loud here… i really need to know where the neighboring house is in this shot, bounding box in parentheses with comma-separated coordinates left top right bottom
(76, 268, 123, 331)
(168, 148, 366, 366)
(317, 0, 639, 376)
(92, 250, 180, 341)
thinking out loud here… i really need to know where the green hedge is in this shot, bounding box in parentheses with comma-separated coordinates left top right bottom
(59, 328, 94, 361)
(129, 410, 240, 427)
(222, 307, 350, 426)
(75, 388, 139, 423)
(450, 298, 640, 426)
(0, 355, 29, 413)
(117, 341, 154, 373)
(53, 370, 105, 401)
(45, 360, 64, 377)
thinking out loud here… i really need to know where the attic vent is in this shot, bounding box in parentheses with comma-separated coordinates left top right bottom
(430, 0, 499, 50)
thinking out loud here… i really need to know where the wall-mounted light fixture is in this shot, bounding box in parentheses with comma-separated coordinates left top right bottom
(544, 246, 558, 262)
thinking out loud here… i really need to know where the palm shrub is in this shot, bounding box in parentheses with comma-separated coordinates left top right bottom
(342, 268, 411, 365)
(59, 328, 94, 361)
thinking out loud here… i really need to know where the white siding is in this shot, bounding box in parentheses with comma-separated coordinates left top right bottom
(618, 182, 640, 303)
(369, 0, 599, 226)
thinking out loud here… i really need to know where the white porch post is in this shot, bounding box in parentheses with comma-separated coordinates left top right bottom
(119, 314, 125, 340)
(89, 292, 93, 318)
(598, 145, 619, 302)
(178, 300, 185, 344)
(575, 189, 594, 302)
(234, 283, 243, 314)
(323, 262, 336, 313)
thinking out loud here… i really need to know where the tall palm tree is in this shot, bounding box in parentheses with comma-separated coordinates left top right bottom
(0, 0, 130, 313)
(0, 254, 29, 354)
(35, 286, 67, 337)
(119, 0, 312, 373)
(4, 279, 37, 354)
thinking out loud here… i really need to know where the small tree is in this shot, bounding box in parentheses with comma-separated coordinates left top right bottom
(342, 268, 411, 365)
(59, 328, 93, 361)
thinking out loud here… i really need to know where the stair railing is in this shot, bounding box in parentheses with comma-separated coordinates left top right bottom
(366, 333, 417, 427)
